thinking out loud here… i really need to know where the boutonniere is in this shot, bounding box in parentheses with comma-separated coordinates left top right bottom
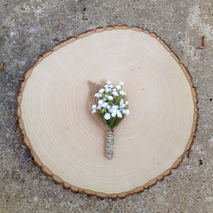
(88, 81, 130, 159)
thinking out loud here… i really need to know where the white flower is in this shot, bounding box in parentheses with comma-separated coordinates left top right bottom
(109, 106, 117, 113)
(111, 112, 117, 117)
(125, 109, 130, 115)
(105, 88, 111, 93)
(119, 99, 126, 108)
(122, 109, 126, 114)
(104, 113, 111, 120)
(116, 85, 121, 90)
(99, 89, 104, 93)
(94, 93, 102, 98)
(98, 100, 104, 105)
(109, 84, 113, 89)
(119, 90, 126, 96)
(122, 109, 130, 115)
(108, 96, 113, 100)
(117, 110, 122, 118)
(112, 105, 119, 110)
(102, 102, 108, 108)
(107, 105, 111, 110)
(91, 109, 96, 114)
(112, 91, 119, 96)
(120, 103, 126, 109)
(106, 80, 112, 85)
(91, 81, 129, 120)
(94, 93, 99, 98)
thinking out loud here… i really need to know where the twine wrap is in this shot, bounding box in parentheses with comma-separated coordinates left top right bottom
(105, 128, 114, 159)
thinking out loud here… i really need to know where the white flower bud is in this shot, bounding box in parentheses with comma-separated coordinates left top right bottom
(99, 88, 104, 93)
(116, 85, 121, 90)
(125, 109, 130, 115)
(107, 105, 111, 110)
(119, 90, 126, 96)
(111, 112, 116, 117)
(120, 103, 126, 109)
(122, 109, 127, 114)
(120, 99, 124, 105)
(91, 109, 96, 114)
(105, 88, 111, 93)
(112, 91, 119, 96)
(117, 110, 122, 118)
(94, 93, 99, 98)
(104, 113, 111, 120)
(112, 105, 118, 110)
(109, 84, 113, 89)
(98, 100, 104, 105)
(108, 96, 113, 100)
(106, 81, 112, 85)
(102, 102, 108, 108)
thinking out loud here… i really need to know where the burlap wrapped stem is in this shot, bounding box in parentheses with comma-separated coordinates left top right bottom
(88, 81, 129, 160)
(17, 26, 197, 198)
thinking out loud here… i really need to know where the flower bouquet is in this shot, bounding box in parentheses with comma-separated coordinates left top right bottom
(88, 81, 130, 159)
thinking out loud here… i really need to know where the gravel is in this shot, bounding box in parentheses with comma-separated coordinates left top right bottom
(0, 0, 213, 212)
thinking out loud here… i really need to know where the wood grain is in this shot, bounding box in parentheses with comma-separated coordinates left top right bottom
(16, 26, 198, 198)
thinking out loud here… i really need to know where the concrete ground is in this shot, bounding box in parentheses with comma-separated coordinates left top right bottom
(0, 0, 213, 212)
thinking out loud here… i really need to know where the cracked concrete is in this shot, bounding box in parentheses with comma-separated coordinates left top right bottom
(0, 0, 213, 212)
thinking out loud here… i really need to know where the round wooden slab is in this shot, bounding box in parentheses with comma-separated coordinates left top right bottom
(17, 26, 197, 198)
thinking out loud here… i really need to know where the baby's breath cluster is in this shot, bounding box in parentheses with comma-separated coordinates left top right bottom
(91, 81, 130, 129)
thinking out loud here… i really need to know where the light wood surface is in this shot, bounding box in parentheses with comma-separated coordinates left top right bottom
(17, 26, 197, 198)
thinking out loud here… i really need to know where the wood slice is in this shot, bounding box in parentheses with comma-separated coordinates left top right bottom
(17, 26, 197, 198)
